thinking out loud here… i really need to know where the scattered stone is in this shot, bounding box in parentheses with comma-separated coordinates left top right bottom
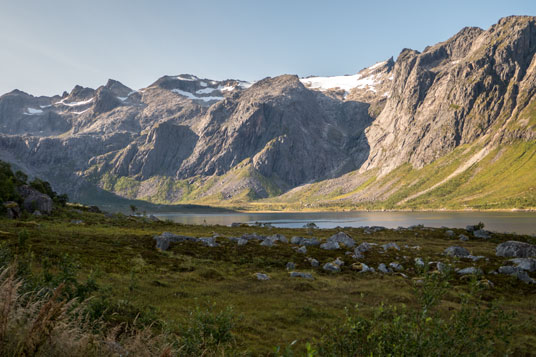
(289, 271, 314, 279)
(352, 250, 364, 259)
(473, 229, 491, 239)
(323, 262, 341, 273)
(290, 236, 304, 245)
(327, 232, 355, 247)
(70, 219, 83, 224)
(355, 242, 372, 253)
(509, 258, 536, 272)
(297, 246, 307, 254)
(267, 234, 288, 243)
(467, 255, 485, 262)
(378, 263, 390, 273)
(445, 230, 455, 237)
(333, 258, 344, 266)
(286, 262, 296, 270)
(436, 262, 449, 273)
(498, 266, 519, 275)
(389, 262, 403, 271)
(457, 267, 482, 275)
(357, 262, 374, 273)
(320, 241, 340, 250)
(466, 225, 480, 232)
(477, 279, 495, 288)
(459, 234, 469, 242)
(382, 242, 400, 251)
(444, 246, 470, 257)
(237, 238, 248, 246)
(496, 241, 536, 258)
(415, 258, 425, 267)
(260, 239, 274, 247)
(308, 258, 319, 267)
(231, 222, 242, 227)
(516, 271, 536, 284)
(148, 215, 160, 222)
(33, 210, 43, 216)
(255, 273, 270, 281)
(301, 237, 321, 246)
(153, 232, 196, 251)
(242, 233, 264, 241)
(198, 237, 219, 247)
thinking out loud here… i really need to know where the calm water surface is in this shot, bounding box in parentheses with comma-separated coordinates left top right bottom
(153, 211, 536, 235)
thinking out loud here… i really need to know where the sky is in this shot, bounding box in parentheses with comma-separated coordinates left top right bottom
(1, 0, 535, 96)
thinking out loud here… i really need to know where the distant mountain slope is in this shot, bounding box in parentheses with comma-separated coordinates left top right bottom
(0, 16, 535, 210)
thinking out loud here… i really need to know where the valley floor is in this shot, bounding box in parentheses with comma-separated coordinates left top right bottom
(0, 208, 535, 355)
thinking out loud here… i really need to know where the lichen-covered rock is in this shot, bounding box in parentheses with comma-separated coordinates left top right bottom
(509, 258, 536, 272)
(320, 241, 340, 250)
(3, 201, 20, 219)
(300, 237, 321, 246)
(323, 262, 341, 273)
(444, 246, 470, 257)
(327, 232, 355, 248)
(17, 185, 53, 214)
(496, 241, 536, 258)
(290, 236, 304, 245)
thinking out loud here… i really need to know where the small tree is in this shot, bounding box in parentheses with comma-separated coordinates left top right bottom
(129, 204, 137, 215)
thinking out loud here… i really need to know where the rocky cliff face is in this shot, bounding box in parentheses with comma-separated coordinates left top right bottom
(0, 16, 534, 208)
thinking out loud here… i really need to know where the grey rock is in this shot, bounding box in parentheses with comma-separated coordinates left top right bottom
(301, 237, 321, 246)
(515, 271, 536, 284)
(286, 262, 296, 270)
(509, 258, 536, 272)
(308, 258, 319, 267)
(498, 266, 519, 275)
(267, 234, 288, 243)
(327, 232, 355, 247)
(496, 241, 536, 258)
(17, 185, 53, 214)
(445, 230, 455, 237)
(289, 271, 314, 279)
(320, 241, 340, 250)
(355, 242, 372, 253)
(153, 232, 196, 250)
(70, 219, 83, 224)
(323, 262, 341, 273)
(436, 262, 449, 273)
(459, 234, 469, 242)
(148, 215, 160, 222)
(389, 262, 403, 271)
(382, 242, 400, 251)
(358, 263, 374, 273)
(303, 222, 318, 229)
(290, 236, 304, 245)
(378, 263, 390, 273)
(236, 238, 248, 246)
(32, 210, 42, 216)
(260, 239, 274, 247)
(444, 246, 470, 257)
(333, 257, 344, 266)
(466, 225, 480, 232)
(297, 246, 307, 254)
(457, 267, 482, 275)
(473, 230, 491, 239)
(198, 237, 218, 247)
(467, 255, 485, 262)
(255, 273, 270, 281)
(415, 258, 425, 267)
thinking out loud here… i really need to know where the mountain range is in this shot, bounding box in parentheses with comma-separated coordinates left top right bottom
(1, 15, 535, 210)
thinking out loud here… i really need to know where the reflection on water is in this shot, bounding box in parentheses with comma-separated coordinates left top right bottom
(153, 211, 536, 235)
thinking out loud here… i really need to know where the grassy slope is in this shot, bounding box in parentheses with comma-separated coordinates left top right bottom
(1, 210, 535, 354)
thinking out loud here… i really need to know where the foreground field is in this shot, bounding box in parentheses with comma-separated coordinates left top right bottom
(0, 208, 535, 355)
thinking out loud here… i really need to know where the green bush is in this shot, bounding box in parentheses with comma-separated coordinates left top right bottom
(312, 273, 515, 356)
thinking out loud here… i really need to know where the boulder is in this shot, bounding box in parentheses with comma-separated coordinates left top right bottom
(255, 273, 270, 281)
(333, 258, 344, 266)
(457, 267, 482, 275)
(459, 234, 469, 242)
(414, 257, 425, 267)
(327, 232, 355, 247)
(303, 222, 318, 229)
(260, 239, 274, 247)
(301, 237, 321, 246)
(320, 241, 340, 250)
(496, 241, 536, 258)
(308, 258, 319, 267)
(290, 236, 304, 245)
(389, 262, 403, 271)
(378, 263, 390, 273)
(286, 262, 296, 270)
(268, 234, 288, 243)
(351, 262, 374, 273)
(198, 237, 218, 247)
(323, 262, 341, 273)
(473, 230, 491, 239)
(444, 246, 470, 257)
(445, 230, 455, 237)
(355, 242, 373, 253)
(17, 185, 53, 214)
(297, 246, 307, 254)
(3, 201, 20, 219)
(153, 232, 196, 250)
(509, 258, 536, 272)
(436, 262, 449, 273)
(289, 271, 314, 279)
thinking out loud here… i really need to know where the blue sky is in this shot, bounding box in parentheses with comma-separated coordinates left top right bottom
(1, 0, 534, 96)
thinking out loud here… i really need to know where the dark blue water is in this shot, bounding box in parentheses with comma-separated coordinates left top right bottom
(153, 211, 536, 235)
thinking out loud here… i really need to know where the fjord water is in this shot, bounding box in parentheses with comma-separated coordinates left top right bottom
(154, 211, 536, 235)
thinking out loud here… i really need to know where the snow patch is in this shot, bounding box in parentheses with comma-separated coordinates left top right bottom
(72, 108, 91, 115)
(171, 88, 223, 102)
(368, 60, 387, 70)
(55, 97, 94, 107)
(200, 81, 207, 87)
(196, 87, 218, 94)
(176, 75, 198, 81)
(300, 73, 379, 93)
(24, 107, 43, 115)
